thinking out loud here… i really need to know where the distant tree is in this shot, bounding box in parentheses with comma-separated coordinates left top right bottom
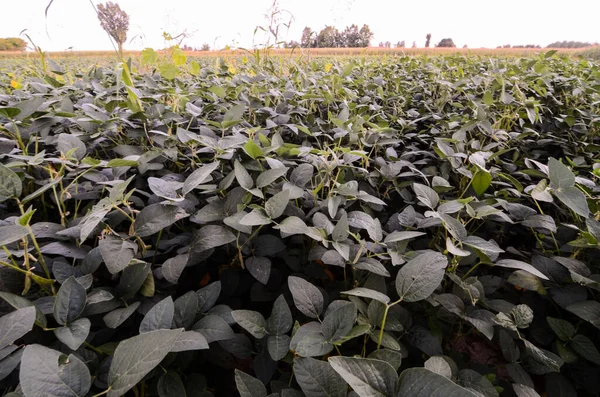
(317, 26, 340, 48)
(0, 37, 27, 51)
(96, 1, 130, 56)
(546, 40, 591, 48)
(384, 41, 391, 48)
(201, 43, 211, 51)
(396, 40, 405, 48)
(378, 42, 384, 47)
(512, 44, 541, 48)
(284, 40, 300, 48)
(412, 41, 417, 48)
(358, 24, 374, 47)
(342, 24, 361, 48)
(462, 44, 468, 49)
(436, 38, 456, 48)
(301, 27, 315, 48)
(425, 33, 431, 48)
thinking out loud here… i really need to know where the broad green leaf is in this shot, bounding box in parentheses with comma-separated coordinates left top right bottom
(234, 369, 267, 397)
(243, 140, 263, 159)
(234, 160, 253, 189)
(53, 318, 90, 350)
(329, 356, 398, 397)
(397, 368, 478, 397)
(232, 310, 269, 339)
(267, 294, 293, 335)
(108, 329, 183, 397)
(413, 183, 439, 209)
(275, 216, 309, 235)
(424, 356, 453, 379)
(494, 259, 549, 280)
(288, 276, 324, 319)
(223, 104, 245, 122)
(322, 301, 357, 342)
(190, 225, 236, 253)
(293, 357, 347, 397)
(367, 349, 403, 371)
(472, 171, 492, 196)
(570, 334, 600, 365)
(0, 306, 36, 350)
(554, 186, 589, 217)
(157, 371, 186, 397)
(395, 251, 448, 302)
(256, 167, 289, 188)
(139, 297, 174, 333)
(341, 288, 391, 304)
(267, 334, 290, 360)
(20, 345, 91, 397)
(546, 317, 575, 341)
(57, 134, 86, 161)
(104, 302, 141, 329)
(265, 189, 289, 219)
(548, 158, 575, 189)
(290, 322, 332, 357)
(134, 204, 189, 237)
(246, 256, 271, 285)
(78, 198, 111, 242)
(193, 314, 235, 343)
(170, 330, 209, 352)
(384, 230, 425, 244)
(53, 277, 86, 326)
(332, 212, 349, 242)
(523, 339, 563, 373)
(182, 161, 219, 195)
(566, 300, 600, 329)
(0, 164, 22, 203)
(99, 237, 138, 274)
(0, 224, 29, 247)
(0, 292, 47, 328)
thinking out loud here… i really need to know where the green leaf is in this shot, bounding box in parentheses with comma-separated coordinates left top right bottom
(265, 190, 289, 219)
(523, 339, 563, 373)
(332, 212, 349, 242)
(267, 294, 293, 335)
(139, 297, 174, 333)
(329, 356, 398, 397)
(20, 345, 91, 397)
(0, 164, 22, 203)
(397, 368, 478, 397)
(53, 277, 86, 326)
(134, 204, 189, 237)
(472, 171, 492, 196)
(384, 230, 425, 244)
(57, 134, 86, 161)
(0, 224, 29, 247)
(99, 237, 138, 274)
(234, 160, 254, 189)
(267, 334, 290, 360)
(234, 369, 267, 397)
(0, 306, 36, 350)
(182, 161, 220, 195)
(193, 314, 235, 343)
(224, 104, 245, 122)
(243, 140, 263, 159)
(554, 186, 589, 217)
(275, 216, 309, 235)
(548, 158, 575, 189)
(108, 329, 183, 397)
(290, 322, 332, 357)
(0, 292, 47, 328)
(159, 63, 178, 80)
(256, 167, 289, 188)
(414, 183, 439, 209)
(208, 86, 226, 98)
(396, 251, 448, 302)
(232, 310, 269, 339)
(566, 300, 600, 329)
(293, 357, 347, 397)
(546, 317, 575, 341)
(104, 302, 141, 329)
(157, 371, 186, 397)
(322, 301, 357, 342)
(170, 330, 209, 352)
(190, 225, 236, 254)
(570, 334, 600, 365)
(288, 276, 324, 319)
(494, 259, 549, 280)
(53, 318, 90, 350)
(246, 256, 271, 285)
(342, 288, 391, 304)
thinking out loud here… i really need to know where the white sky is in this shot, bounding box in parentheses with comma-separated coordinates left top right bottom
(3, 0, 599, 51)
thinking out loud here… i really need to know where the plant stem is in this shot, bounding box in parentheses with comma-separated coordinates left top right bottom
(376, 304, 390, 350)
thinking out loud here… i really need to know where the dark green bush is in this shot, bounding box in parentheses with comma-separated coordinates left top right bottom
(0, 53, 599, 397)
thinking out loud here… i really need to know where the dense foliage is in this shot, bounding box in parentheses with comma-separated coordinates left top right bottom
(0, 52, 599, 397)
(0, 38, 27, 52)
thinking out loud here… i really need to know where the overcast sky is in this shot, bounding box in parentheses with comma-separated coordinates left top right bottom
(2, 0, 599, 51)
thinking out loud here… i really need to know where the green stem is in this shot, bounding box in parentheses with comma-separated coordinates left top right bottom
(376, 305, 390, 350)
(462, 260, 483, 280)
(91, 387, 111, 397)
